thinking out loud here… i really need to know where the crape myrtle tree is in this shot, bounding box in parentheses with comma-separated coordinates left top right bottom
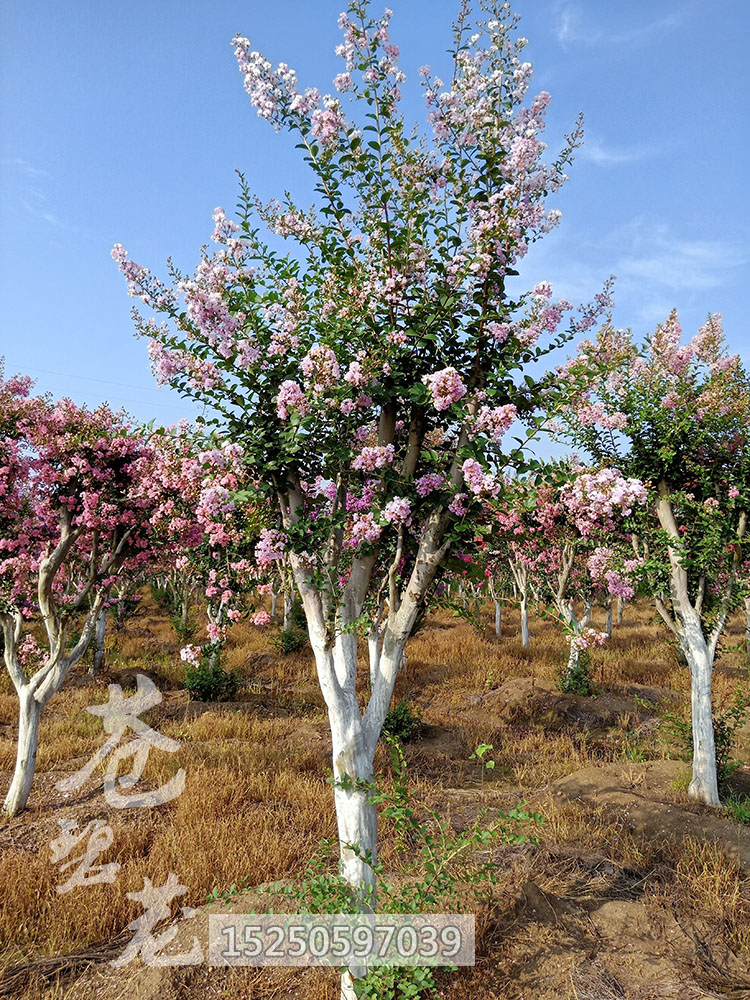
(113, 0, 611, 979)
(146, 424, 270, 669)
(559, 314, 750, 806)
(484, 475, 536, 647)
(488, 466, 646, 689)
(0, 372, 181, 817)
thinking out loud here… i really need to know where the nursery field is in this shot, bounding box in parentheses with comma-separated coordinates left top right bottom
(1, 595, 749, 1000)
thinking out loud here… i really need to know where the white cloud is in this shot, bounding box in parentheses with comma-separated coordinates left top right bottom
(578, 136, 661, 166)
(20, 198, 66, 229)
(1, 155, 85, 237)
(0, 157, 50, 180)
(607, 217, 747, 292)
(553, 2, 691, 48)
(507, 215, 746, 341)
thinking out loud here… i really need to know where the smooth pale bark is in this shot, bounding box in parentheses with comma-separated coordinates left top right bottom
(565, 637, 581, 678)
(510, 559, 530, 648)
(179, 591, 191, 636)
(680, 611, 720, 806)
(368, 627, 382, 690)
(289, 518, 445, 997)
(494, 599, 502, 638)
(90, 606, 107, 677)
(164, 570, 195, 637)
(2, 508, 132, 816)
(283, 591, 294, 632)
(652, 483, 743, 808)
(270, 589, 278, 620)
(3, 598, 106, 816)
(3, 687, 43, 817)
(305, 617, 407, 976)
(560, 599, 591, 688)
(617, 596, 624, 625)
(605, 599, 613, 639)
(520, 596, 529, 648)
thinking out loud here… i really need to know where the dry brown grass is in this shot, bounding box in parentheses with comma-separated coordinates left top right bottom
(0, 593, 748, 999)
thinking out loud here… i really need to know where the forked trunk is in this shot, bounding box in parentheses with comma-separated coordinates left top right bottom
(306, 619, 407, 998)
(656, 485, 722, 807)
(3, 687, 43, 817)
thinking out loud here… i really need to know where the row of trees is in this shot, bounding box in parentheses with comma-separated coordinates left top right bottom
(111, 6, 747, 998)
(0, 384, 278, 816)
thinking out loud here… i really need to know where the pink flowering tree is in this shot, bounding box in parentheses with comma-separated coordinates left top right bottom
(0, 372, 177, 816)
(113, 3, 611, 984)
(559, 313, 750, 805)
(489, 467, 646, 689)
(147, 425, 269, 672)
(485, 478, 538, 647)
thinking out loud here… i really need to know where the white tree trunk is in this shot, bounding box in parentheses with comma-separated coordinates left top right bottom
(270, 589, 278, 620)
(494, 599, 502, 638)
(180, 587, 191, 636)
(520, 596, 529, 648)
(617, 595, 624, 625)
(654, 486, 726, 808)
(283, 591, 294, 632)
(3, 686, 43, 817)
(368, 627, 382, 690)
(681, 613, 720, 807)
(559, 601, 591, 690)
(90, 606, 107, 677)
(605, 599, 613, 639)
(566, 638, 580, 678)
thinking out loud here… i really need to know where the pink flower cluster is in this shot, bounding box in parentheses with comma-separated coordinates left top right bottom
(255, 528, 288, 567)
(570, 628, 609, 651)
(383, 497, 412, 527)
(352, 444, 395, 472)
(416, 473, 445, 496)
(301, 344, 340, 395)
(422, 368, 467, 411)
(462, 459, 498, 496)
(346, 512, 382, 549)
(180, 644, 202, 667)
(472, 403, 518, 443)
(311, 96, 347, 147)
(562, 468, 647, 534)
(586, 546, 639, 600)
(276, 380, 309, 421)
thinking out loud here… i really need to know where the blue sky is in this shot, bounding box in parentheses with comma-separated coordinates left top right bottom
(1, 0, 748, 426)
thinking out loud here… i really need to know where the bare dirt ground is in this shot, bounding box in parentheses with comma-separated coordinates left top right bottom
(1, 597, 749, 999)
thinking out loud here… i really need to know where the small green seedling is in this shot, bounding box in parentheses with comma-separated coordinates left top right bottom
(470, 743, 496, 786)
